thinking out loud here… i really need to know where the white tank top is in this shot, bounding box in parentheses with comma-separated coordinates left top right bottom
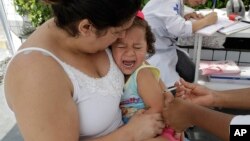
(5, 47, 124, 139)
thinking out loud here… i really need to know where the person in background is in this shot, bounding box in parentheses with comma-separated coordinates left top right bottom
(111, 11, 183, 141)
(4, 0, 166, 140)
(163, 78, 250, 141)
(142, 0, 218, 87)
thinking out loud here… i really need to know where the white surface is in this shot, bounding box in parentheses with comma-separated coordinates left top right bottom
(198, 75, 250, 90)
(219, 22, 250, 35)
(224, 26, 250, 38)
(231, 115, 250, 125)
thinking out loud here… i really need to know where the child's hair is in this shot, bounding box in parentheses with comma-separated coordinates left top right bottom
(42, 0, 142, 36)
(132, 13, 156, 57)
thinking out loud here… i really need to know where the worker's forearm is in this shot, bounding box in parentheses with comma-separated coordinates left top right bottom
(192, 19, 210, 32)
(213, 88, 250, 109)
(189, 104, 234, 141)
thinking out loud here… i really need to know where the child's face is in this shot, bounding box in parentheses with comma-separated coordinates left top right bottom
(112, 26, 147, 75)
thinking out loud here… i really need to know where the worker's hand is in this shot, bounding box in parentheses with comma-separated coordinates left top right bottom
(163, 98, 193, 132)
(175, 78, 216, 107)
(184, 12, 204, 20)
(204, 12, 218, 25)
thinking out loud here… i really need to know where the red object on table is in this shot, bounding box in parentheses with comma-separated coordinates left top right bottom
(228, 14, 242, 21)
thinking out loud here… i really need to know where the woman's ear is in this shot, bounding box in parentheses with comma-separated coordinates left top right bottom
(78, 19, 92, 36)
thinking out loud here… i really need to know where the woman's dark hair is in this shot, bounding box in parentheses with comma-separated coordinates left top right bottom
(43, 0, 142, 36)
(132, 17, 155, 56)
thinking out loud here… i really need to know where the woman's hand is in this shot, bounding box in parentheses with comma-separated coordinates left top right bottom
(175, 78, 216, 107)
(127, 110, 165, 141)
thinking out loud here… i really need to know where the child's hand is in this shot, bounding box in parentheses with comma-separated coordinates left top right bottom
(161, 128, 183, 141)
(174, 132, 184, 141)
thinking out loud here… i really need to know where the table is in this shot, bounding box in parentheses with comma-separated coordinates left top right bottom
(198, 75, 250, 90)
(193, 24, 250, 89)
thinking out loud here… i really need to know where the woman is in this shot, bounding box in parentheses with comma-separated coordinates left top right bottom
(4, 0, 165, 140)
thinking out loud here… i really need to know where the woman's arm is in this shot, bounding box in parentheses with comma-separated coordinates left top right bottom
(86, 111, 165, 141)
(5, 53, 79, 141)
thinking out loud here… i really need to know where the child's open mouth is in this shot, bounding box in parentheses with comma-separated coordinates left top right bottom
(122, 60, 135, 68)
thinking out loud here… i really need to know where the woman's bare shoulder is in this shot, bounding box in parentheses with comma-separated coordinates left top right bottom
(4, 50, 72, 107)
(6, 50, 65, 79)
(4, 50, 79, 141)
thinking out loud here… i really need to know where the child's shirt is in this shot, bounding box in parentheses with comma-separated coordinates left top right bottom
(120, 62, 160, 123)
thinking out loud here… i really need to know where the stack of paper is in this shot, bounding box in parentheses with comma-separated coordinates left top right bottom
(218, 22, 250, 35)
(208, 66, 250, 84)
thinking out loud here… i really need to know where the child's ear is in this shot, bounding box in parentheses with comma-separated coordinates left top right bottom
(78, 19, 92, 36)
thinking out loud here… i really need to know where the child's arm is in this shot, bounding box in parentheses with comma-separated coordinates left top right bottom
(137, 68, 164, 114)
(137, 68, 183, 141)
(144, 61, 168, 93)
(159, 79, 167, 91)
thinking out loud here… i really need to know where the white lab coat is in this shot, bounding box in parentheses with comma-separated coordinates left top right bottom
(143, 0, 193, 87)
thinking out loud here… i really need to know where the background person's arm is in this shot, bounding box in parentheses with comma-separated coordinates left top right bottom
(192, 12, 218, 32)
(184, 12, 204, 20)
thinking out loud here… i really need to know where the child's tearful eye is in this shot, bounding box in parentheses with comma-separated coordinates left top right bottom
(117, 44, 126, 48)
(134, 46, 142, 50)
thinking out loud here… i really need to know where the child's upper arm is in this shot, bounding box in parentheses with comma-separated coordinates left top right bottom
(137, 68, 164, 113)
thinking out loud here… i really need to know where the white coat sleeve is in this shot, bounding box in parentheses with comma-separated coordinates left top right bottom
(160, 0, 193, 37)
